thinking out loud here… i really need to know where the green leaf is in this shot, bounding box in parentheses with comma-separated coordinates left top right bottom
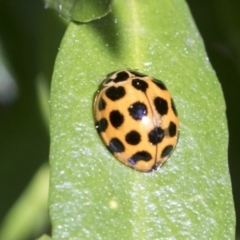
(36, 74, 50, 129)
(45, 0, 113, 22)
(36, 234, 52, 240)
(0, 164, 49, 240)
(49, 0, 235, 239)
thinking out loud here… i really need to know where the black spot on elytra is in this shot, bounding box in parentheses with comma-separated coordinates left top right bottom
(98, 98, 106, 111)
(125, 130, 141, 145)
(132, 79, 149, 92)
(152, 79, 167, 90)
(128, 151, 152, 165)
(154, 97, 168, 115)
(105, 86, 126, 101)
(128, 102, 147, 120)
(148, 127, 164, 145)
(110, 110, 124, 128)
(171, 98, 178, 116)
(161, 145, 174, 158)
(168, 121, 177, 137)
(113, 71, 130, 83)
(96, 118, 108, 133)
(108, 138, 125, 153)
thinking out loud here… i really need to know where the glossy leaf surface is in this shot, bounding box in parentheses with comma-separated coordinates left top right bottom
(49, 0, 235, 239)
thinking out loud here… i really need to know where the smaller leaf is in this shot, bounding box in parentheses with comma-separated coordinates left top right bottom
(36, 234, 52, 240)
(45, 0, 113, 23)
(36, 74, 50, 129)
(0, 164, 49, 240)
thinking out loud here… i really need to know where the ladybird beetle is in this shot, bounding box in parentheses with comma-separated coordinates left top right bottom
(94, 69, 179, 172)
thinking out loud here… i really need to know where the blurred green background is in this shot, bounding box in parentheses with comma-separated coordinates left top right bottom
(0, 0, 239, 239)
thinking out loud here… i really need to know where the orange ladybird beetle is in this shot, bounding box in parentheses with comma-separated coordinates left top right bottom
(94, 69, 179, 172)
